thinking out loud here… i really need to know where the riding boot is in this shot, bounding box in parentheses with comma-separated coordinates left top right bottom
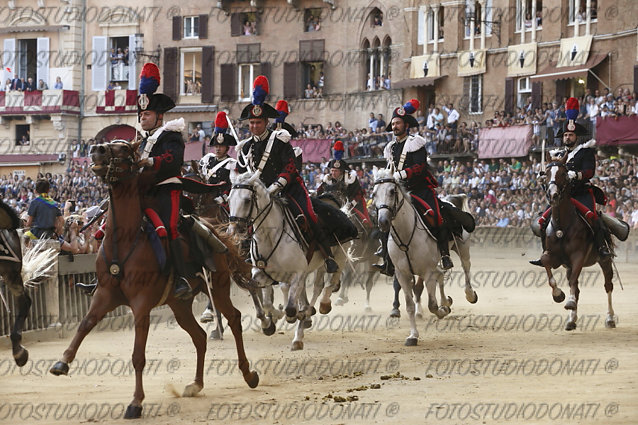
(437, 225, 454, 270)
(372, 231, 394, 276)
(529, 225, 547, 267)
(592, 219, 612, 258)
(313, 226, 338, 273)
(170, 239, 193, 300)
(76, 278, 98, 296)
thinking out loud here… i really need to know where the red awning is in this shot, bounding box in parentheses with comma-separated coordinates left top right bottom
(531, 53, 608, 82)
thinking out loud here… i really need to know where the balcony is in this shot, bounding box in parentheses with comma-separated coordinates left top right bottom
(96, 90, 138, 114)
(0, 90, 80, 115)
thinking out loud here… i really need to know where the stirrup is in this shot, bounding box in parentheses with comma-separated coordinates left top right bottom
(529, 258, 543, 267)
(325, 258, 338, 273)
(440, 255, 453, 270)
(75, 281, 97, 296)
(173, 277, 193, 300)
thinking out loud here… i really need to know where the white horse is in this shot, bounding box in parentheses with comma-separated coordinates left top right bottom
(371, 169, 478, 346)
(227, 171, 347, 350)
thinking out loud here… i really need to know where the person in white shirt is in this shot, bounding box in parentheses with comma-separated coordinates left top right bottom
(443, 103, 460, 136)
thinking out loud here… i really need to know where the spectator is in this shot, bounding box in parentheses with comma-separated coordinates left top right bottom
(305, 83, 314, 99)
(54, 76, 63, 89)
(317, 72, 324, 97)
(25, 179, 63, 240)
(196, 124, 205, 141)
(368, 112, 378, 133)
(3, 78, 10, 91)
(376, 114, 386, 130)
(37, 79, 48, 90)
(10, 74, 22, 91)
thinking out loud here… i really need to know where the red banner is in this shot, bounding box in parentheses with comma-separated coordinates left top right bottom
(596, 116, 638, 145)
(478, 125, 532, 159)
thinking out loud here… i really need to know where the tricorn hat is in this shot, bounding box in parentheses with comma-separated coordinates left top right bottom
(556, 97, 588, 138)
(239, 75, 279, 121)
(210, 111, 237, 146)
(386, 99, 420, 131)
(328, 158, 348, 172)
(137, 63, 175, 118)
(270, 99, 298, 138)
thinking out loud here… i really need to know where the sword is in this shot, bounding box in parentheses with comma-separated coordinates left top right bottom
(541, 139, 546, 173)
(225, 114, 241, 148)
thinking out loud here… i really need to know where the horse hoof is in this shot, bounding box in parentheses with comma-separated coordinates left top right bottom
(285, 306, 297, 319)
(319, 302, 332, 315)
(564, 300, 577, 310)
(436, 306, 451, 319)
(332, 282, 341, 292)
(262, 322, 276, 336)
(553, 291, 565, 303)
(13, 347, 28, 367)
(311, 306, 317, 316)
(285, 315, 297, 324)
(182, 382, 203, 397)
(467, 291, 478, 304)
(303, 319, 312, 329)
(246, 371, 259, 388)
(124, 404, 143, 419)
(446, 296, 453, 306)
(49, 361, 69, 376)
(405, 337, 418, 346)
(605, 319, 616, 329)
(335, 297, 347, 306)
(291, 341, 304, 351)
(565, 321, 576, 331)
(209, 329, 222, 340)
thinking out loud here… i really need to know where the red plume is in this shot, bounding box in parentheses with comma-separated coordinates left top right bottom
(215, 111, 228, 129)
(333, 140, 344, 151)
(409, 99, 420, 110)
(253, 75, 269, 94)
(275, 100, 289, 114)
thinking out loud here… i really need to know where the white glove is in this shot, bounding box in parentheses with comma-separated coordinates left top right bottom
(393, 170, 407, 181)
(536, 172, 547, 184)
(267, 182, 283, 196)
(567, 170, 578, 180)
(214, 196, 225, 204)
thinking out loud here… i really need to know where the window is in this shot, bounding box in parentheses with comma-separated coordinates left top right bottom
(183, 16, 199, 38)
(469, 74, 482, 114)
(465, 0, 493, 37)
(370, 8, 383, 27)
(238, 64, 259, 101)
(302, 62, 323, 99)
(15, 124, 30, 146)
(569, 0, 597, 24)
(232, 12, 258, 37)
(517, 77, 531, 109)
(109, 36, 130, 83)
(516, 0, 542, 31)
(304, 8, 322, 32)
(180, 49, 202, 95)
(427, 7, 445, 42)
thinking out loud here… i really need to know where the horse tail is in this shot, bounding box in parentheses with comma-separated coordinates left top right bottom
(209, 222, 258, 291)
(460, 194, 470, 213)
(21, 238, 57, 287)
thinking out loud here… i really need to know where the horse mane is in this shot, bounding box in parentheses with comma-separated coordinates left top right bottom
(373, 168, 410, 201)
(0, 199, 21, 230)
(206, 221, 256, 291)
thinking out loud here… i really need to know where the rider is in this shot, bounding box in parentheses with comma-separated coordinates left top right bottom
(236, 76, 338, 273)
(375, 99, 474, 275)
(530, 97, 611, 265)
(200, 111, 237, 210)
(270, 100, 303, 171)
(135, 62, 192, 299)
(316, 150, 371, 227)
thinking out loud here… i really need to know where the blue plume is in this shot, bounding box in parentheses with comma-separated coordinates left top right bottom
(334, 150, 344, 160)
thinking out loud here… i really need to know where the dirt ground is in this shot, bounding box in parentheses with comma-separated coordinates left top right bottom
(1, 246, 637, 425)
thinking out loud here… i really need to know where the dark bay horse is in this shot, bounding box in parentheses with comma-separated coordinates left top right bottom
(539, 157, 617, 331)
(49, 140, 258, 419)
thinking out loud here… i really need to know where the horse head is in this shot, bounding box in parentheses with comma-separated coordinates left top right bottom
(371, 168, 404, 233)
(546, 153, 570, 208)
(227, 170, 268, 235)
(90, 139, 142, 183)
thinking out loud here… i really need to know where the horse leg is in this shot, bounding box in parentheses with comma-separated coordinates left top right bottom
(308, 271, 324, 315)
(285, 276, 303, 324)
(396, 269, 418, 346)
(364, 271, 375, 312)
(600, 259, 616, 328)
(123, 308, 152, 419)
(424, 271, 444, 318)
(435, 270, 452, 318)
(458, 240, 478, 304)
(390, 276, 401, 318)
(564, 263, 582, 331)
(249, 287, 271, 335)
(211, 270, 259, 388)
(167, 298, 206, 397)
(50, 288, 119, 376)
(545, 266, 565, 303)
(290, 275, 307, 351)
(335, 268, 349, 306)
(319, 270, 341, 315)
(414, 277, 424, 319)
(291, 318, 306, 351)
(5, 274, 31, 366)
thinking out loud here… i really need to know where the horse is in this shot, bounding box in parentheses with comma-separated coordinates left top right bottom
(0, 202, 56, 366)
(227, 171, 348, 351)
(371, 169, 478, 346)
(538, 156, 621, 331)
(388, 194, 478, 318)
(49, 140, 259, 419)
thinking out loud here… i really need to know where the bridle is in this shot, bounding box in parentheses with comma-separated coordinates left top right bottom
(373, 178, 405, 219)
(91, 141, 139, 184)
(546, 161, 571, 204)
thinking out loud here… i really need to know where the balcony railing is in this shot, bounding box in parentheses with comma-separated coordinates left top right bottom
(0, 90, 80, 115)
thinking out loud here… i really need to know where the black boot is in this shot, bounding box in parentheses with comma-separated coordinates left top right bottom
(170, 239, 193, 300)
(437, 226, 453, 270)
(76, 278, 97, 296)
(372, 231, 394, 276)
(313, 227, 338, 273)
(529, 225, 547, 266)
(592, 219, 612, 258)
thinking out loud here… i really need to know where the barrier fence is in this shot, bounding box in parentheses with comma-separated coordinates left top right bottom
(1, 228, 635, 337)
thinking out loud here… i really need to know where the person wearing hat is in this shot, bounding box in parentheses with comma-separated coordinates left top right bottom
(375, 99, 474, 274)
(134, 63, 192, 299)
(236, 76, 338, 273)
(316, 145, 371, 226)
(530, 97, 611, 265)
(271, 99, 303, 170)
(200, 111, 237, 208)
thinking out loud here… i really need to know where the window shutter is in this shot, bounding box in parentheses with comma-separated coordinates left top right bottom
(163, 47, 178, 100)
(417, 7, 425, 45)
(531, 81, 542, 110)
(220, 64, 236, 101)
(555, 79, 567, 104)
(173, 16, 182, 41)
(36, 37, 49, 88)
(199, 15, 208, 39)
(260, 62, 271, 100)
(462, 76, 471, 112)
(231, 13, 242, 37)
(504, 77, 514, 114)
(283, 62, 299, 99)
(201, 46, 215, 103)
(91, 36, 107, 91)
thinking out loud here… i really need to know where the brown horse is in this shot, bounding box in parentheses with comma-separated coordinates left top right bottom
(49, 140, 258, 419)
(539, 156, 616, 331)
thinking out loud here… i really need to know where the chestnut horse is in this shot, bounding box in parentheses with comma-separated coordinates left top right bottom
(539, 157, 616, 331)
(49, 140, 258, 419)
